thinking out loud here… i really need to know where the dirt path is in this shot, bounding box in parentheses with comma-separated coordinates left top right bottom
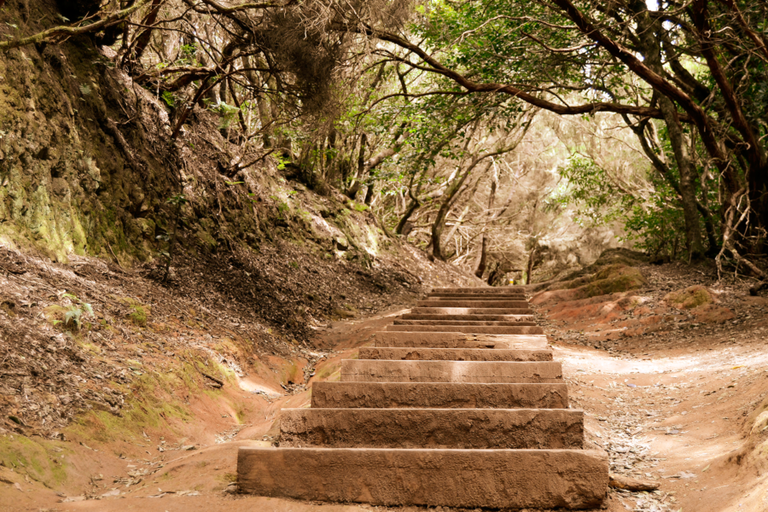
(556, 334, 768, 512)
(4, 297, 768, 511)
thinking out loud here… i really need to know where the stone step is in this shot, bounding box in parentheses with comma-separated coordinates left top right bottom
(427, 294, 527, 300)
(238, 447, 609, 509)
(358, 347, 552, 361)
(422, 296, 528, 304)
(386, 325, 545, 334)
(428, 293, 526, 299)
(340, 360, 562, 383)
(421, 295, 528, 302)
(417, 300, 530, 308)
(410, 307, 532, 315)
(402, 313, 534, 321)
(279, 408, 583, 449)
(430, 287, 527, 294)
(238, 286, 607, 510)
(394, 319, 538, 327)
(372, 332, 549, 349)
(310, 382, 568, 409)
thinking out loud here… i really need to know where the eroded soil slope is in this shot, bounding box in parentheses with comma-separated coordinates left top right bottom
(5, 247, 768, 512)
(0, 235, 478, 511)
(533, 251, 768, 512)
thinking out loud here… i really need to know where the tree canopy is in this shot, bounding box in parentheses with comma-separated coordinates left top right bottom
(4, 0, 768, 282)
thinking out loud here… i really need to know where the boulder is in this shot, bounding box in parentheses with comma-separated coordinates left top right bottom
(663, 285, 715, 310)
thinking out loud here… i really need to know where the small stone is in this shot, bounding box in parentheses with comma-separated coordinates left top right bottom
(609, 473, 659, 491)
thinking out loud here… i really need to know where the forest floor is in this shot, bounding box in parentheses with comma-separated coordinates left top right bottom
(2, 249, 768, 511)
(538, 260, 768, 512)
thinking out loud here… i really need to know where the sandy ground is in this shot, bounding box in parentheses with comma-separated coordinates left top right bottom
(557, 338, 768, 512)
(3, 299, 768, 512)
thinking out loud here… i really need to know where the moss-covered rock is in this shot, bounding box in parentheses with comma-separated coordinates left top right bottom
(532, 264, 646, 306)
(0, 435, 70, 489)
(582, 264, 647, 297)
(663, 285, 715, 310)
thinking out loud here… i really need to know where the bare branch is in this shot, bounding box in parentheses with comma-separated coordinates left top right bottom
(0, 0, 152, 51)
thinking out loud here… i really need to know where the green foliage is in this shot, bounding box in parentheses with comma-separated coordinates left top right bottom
(120, 297, 150, 327)
(548, 155, 629, 226)
(621, 187, 687, 258)
(414, 1, 591, 96)
(548, 153, 718, 260)
(47, 293, 94, 332)
(166, 193, 188, 207)
(181, 43, 197, 58)
(211, 102, 241, 129)
(270, 195, 290, 213)
(161, 90, 176, 108)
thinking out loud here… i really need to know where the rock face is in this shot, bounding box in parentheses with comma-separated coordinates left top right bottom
(237, 287, 609, 509)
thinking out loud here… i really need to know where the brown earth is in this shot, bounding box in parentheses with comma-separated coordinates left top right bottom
(532, 255, 768, 512)
(0, 235, 480, 512)
(4, 249, 768, 511)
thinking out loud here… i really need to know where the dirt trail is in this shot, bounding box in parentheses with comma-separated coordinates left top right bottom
(4, 265, 768, 511)
(5, 310, 764, 512)
(557, 339, 768, 511)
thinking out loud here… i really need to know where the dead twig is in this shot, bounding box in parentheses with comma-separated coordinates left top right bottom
(201, 372, 224, 388)
(0, 1, 151, 51)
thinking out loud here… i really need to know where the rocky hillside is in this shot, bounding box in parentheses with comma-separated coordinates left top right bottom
(0, 0, 480, 474)
(529, 249, 751, 352)
(525, 249, 768, 511)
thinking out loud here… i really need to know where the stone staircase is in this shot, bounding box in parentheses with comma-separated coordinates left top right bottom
(238, 287, 608, 509)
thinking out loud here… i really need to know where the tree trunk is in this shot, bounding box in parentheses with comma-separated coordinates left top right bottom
(396, 199, 420, 235)
(628, 116, 717, 255)
(123, 0, 162, 64)
(633, 6, 705, 259)
(475, 235, 488, 278)
(475, 162, 499, 277)
(444, 203, 471, 246)
(749, 162, 768, 246)
(525, 244, 536, 285)
(363, 183, 374, 205)
(432, 160, 491, 261)
(346, 133, 367, 199)
(658, 97, 705, 260)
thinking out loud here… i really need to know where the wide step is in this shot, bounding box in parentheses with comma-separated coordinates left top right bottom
(402, 313, 534, 321)
(386, 324, 545, 334)
(431, 287, 529, 294)
(410, 307, 533, 315)
(311, 382, 569, 409)
(237, 286, 608, 509)
(372, 331, 549, 349)
(358, 347, 553, 361)
(417, 300, 531, 308)
(238, 447, 609, 509)
(394, 319, 537, 326)
(341, 360, 562, 383)
(428, 295, 527, 300)
(280, 408, 583, 449)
